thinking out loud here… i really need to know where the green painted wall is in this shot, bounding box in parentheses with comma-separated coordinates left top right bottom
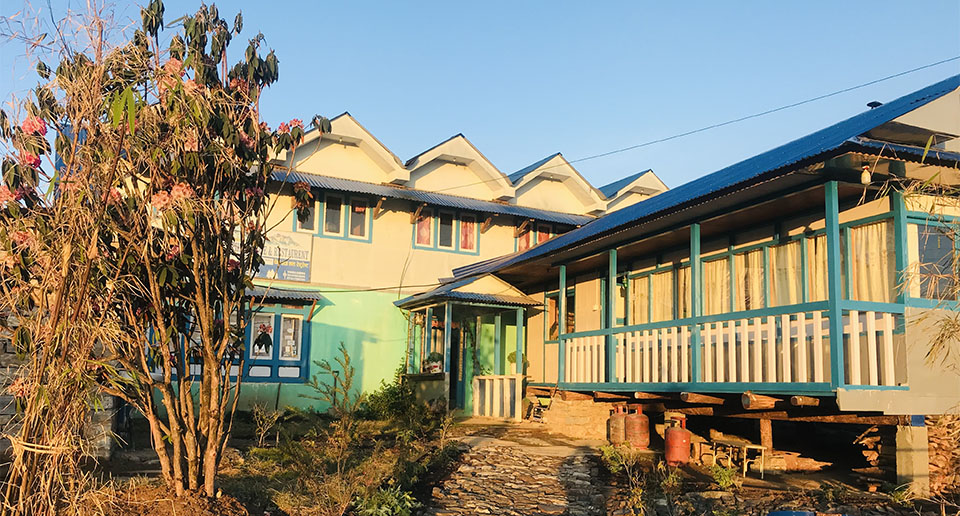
(236, 289, 408, 412)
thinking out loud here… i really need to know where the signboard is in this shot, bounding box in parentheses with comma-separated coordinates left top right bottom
(257, 231, 312, 282)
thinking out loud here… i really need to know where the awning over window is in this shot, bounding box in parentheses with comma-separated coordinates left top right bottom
(395, 274, 540, 310)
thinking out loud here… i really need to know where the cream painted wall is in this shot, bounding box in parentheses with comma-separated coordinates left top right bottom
(292, 139, 392, 184)
(514, 177, 592, 215)
(605, 192, 650, 212)
(406, 160, 507, 201)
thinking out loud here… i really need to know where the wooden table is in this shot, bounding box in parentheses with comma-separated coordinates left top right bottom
(709, 438, 766, 478)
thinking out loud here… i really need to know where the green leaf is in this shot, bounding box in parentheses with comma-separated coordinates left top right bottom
(921, 134, 935, 164)
(109, 91, 124, 128)
(159, 267, 168, 286)
(124, 87, 137, 134)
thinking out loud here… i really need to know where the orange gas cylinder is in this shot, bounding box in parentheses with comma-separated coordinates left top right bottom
(624, 406, 650, 449)
(608, 406, 626, 445)
(664, 416, 691, 466)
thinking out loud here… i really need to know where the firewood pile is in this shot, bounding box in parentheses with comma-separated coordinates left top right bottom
(927, 415, 960, 495)
(853, 425, 894, 471)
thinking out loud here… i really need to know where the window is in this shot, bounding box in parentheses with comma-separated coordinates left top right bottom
(917, 225, 956, 300)
(416, 208, 433, 246)
(460, 215, 477, 251)
(250, 313, 274, 359)
(324, 195, 343, 235)
(438, 211, 454, 248)
(296, 201, 316, 232)
(537, 224, 552, 244)
(734, 250, 765, 311)
(279, 315, 302, 360)
(517, 226, 531, 252)
(349, 199, 367, 238)
(545, 290, 575, 341)
(703, 258, 731, 316)
(771, 240, 802, 306)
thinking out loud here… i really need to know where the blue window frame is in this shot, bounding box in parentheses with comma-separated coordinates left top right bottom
(244, 304, 312, 383)
(412, 208, 480, 255)
(292, 190, 373, 243)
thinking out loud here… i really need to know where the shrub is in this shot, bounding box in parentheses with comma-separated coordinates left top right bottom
(356, 485, 421, 516)
(709, 464, 740, 491)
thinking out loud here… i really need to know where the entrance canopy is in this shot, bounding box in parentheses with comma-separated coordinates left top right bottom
(395, 274, 540, 310)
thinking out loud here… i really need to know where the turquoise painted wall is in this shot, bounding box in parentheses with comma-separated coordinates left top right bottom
(237, 289, 408, 412)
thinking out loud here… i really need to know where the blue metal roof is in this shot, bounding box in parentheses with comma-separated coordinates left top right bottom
(395, 275, 540, 308)
(846, 136, 960, 164)
(598, 170, 653, 198)
(452, 74, 960, 279)
(273, 170, 594, 226)
(507, 153, 561, 184)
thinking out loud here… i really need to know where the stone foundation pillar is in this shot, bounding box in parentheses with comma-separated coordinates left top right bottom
(896, 421, 930, 495)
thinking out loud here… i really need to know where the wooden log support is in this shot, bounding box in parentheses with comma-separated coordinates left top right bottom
(634, 392, 670, 400)
(560, 390, 593, 401)
(760, 418, 773, 450)
(526, 386, 555, 397)
(790, 395, 821, 407)
(373, 196, 386, 218)
(480, 215, 494, 234)
(514, 218, 534, 237)
(742, 391, 780, 410)
(680, 392, 726, 405)
(410, 203, 426, 224)
(594, 392, 634, 401)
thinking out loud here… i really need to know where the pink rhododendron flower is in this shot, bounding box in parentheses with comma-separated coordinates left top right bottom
(164, 58, 184, 77)
(238, 131, 255, 149)
(183, 78, 202, 95)
(108, 188, 124, 205)
(151, 191, 172, 211)
(244, 186, 263, 198)
(20, 152, 40, 168)
(21, 115, 47, 136)
(227, 258, 240, 272)
(293, 181, 309, 194)
(0, 185, 13, 207)
(165, 244, 181, 261)
(258, 323, 272, 334)
(170, 182, 195, 202)
(289, 118, 304, 131)
(277, 122, 289, 134)
(184, 131, 199, 152)
(259, 121, 270, 133)
(10, 231, 33, 247)
(6, 376, 30, 398)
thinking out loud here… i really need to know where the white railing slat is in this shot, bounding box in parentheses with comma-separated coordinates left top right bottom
(765, 316, 776, 382)
(813, 311, 824, 383)
(848, 310, 862, 385)
(796, 312, 808, 383)
(751, 317, 762, 382)
(881, 313, 896, 386)
(681, 326, 690, 382)
(865, 311, 879, 386)
(780, 313, 791, 383)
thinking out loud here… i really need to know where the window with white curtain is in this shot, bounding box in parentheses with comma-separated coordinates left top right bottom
(806, 235, 828, 302)
(770, 240, 802, 306)
(630, 275, 650, 324)
(734, 249, 765, 311)
(703, 258, 731, 315)
(848, 221, 896, 302)
(677, 266, 691, 319)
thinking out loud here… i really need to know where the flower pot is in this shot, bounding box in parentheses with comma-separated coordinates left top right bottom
(425, 362, 442, 374)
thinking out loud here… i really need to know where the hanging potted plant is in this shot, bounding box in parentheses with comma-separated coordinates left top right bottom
(424, 351, 444, 373)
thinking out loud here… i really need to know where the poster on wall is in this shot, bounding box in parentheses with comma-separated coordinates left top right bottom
(257, 231, 312, 282)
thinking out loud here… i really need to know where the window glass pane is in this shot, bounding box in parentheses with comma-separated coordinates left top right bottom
(918, 225, 956, 300)
(460, 215, 476, 250)
(676, 267, 690, 319)
(297, 202, 315, 232)
(416, 209, 433, 245)
(537, 224, 551, 244)
(615, 277, 627, 326)
(517, 227, 531, 251)
(349, 200, 367, 237)
(565, 292, 576, 332)
(251, 313, 273, 359)
(438, 212, 454, 248)
(324, 196, 342, 234)
(279, 315, 301, 360)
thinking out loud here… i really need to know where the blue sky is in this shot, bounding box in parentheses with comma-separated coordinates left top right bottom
(2, 1, 959, 189)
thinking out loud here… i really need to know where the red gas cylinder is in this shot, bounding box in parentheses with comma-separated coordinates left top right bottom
(608, 405, 627, 445)
(624, 406, 650, 449)
(664, 416, 691, 466)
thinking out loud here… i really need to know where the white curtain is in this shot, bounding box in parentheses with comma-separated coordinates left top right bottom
(631, 276, 650, 325)
(652, 270, 675, 322)
(850, 221, 895, 302)
(771, 240, 802, 306)
(676, 266, 691, 319)
(735, 249, 765, 311)
(703, 258, 730, 315)
(806, 235, 828, 302)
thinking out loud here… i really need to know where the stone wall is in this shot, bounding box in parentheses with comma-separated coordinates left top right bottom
(539, 397, 612, 440)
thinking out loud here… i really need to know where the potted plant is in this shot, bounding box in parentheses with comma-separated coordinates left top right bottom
(424, 351, 444, 373)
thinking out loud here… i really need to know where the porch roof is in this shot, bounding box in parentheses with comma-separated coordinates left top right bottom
(395, 274, 541, 310)
(247, 286, 326, 304)
(451, 74, 960, 281)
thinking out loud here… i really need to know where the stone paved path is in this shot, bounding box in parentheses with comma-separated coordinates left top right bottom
(420, 442, 606, 516)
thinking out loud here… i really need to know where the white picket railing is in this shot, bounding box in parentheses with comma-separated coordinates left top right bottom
(562, 308, 901, 388)
(472, 374, 524, 421)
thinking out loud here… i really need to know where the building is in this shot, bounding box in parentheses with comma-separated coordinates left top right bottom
(239, 113, 667, 407)
(399, 75, 960, 489)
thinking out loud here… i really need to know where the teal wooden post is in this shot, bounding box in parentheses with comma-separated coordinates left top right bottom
(493, 312, 502, 375)
(825, 181, 845, 388)
(690, 223, 702, 382)
(443, 302, 453, 373)
(606, 249, 617, 382)
(891, 190, 908, 304)
(424, 306, 433, 369)
(558, 265, 567, 384)
(515, 308, 524, 374)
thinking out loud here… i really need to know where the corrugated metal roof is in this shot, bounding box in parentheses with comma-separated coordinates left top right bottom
(507, 153, 561, 184)
(452, 74, 960, 279)
(248, 287, 325, 302)
(273, 170, 594, 226)
(598, 170, 653, 197)
(395, 275, 540, 308)
(846, 136, 960, 164)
